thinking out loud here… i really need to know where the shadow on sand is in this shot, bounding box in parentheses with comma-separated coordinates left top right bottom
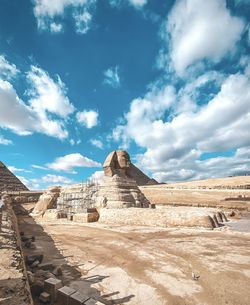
(13, 204, 135, 305)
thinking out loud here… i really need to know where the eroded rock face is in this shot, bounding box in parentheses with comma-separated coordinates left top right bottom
(31, 186, 61, 217)
(96, 150, 150, 209)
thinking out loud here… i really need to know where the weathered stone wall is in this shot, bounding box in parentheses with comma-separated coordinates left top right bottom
(99, 206, 227, 229)
(0, 201, 33, 305)
(8, 191, 43, 204)
(57, 182, 99, 213)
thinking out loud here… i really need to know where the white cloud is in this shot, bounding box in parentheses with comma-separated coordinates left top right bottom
(17, 175, 39, 190)
(50, 22, 63, 33)
(152, 147, 250, 183)
(33, 0, 95, 34)
(88, 170, 104, 182)
(0, 135, 13, 145)
(76, 110, 98, 128)
(0, 55, 19, 80)
(90, 138, 103, 149)
(103, 66, 120, 88)
(69, 138, 81, 146)
(7, 166, 31, 173)
(109, 0, 147, 8)
(32, 164, 49, 170)
(0, 79, 68, 139)
(40, 174, 73, 184)
(165, 0, 245, 75)
(113, 72, 250, 182)
(18, 174, 74, 190)
(129, 0, 147, 7)
(0, 65, 75, 140)
(27, 65, 75, 118)
(47, 153, 101, 173)
(73, 10, 92, 34)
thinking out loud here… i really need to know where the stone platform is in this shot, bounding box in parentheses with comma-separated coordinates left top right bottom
(99, 206, 227, 229)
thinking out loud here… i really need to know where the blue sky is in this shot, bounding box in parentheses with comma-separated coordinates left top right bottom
(0, 0, 249, 189)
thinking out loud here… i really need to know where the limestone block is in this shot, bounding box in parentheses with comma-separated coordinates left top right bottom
(72, 212, 99, 223)
(39, 291, 50, 303)
(42, 209, 59, 220)
(57, 286, 76, 305)
(69, 291, 89, 305)
(44, 278, 63, 301)
(84, 299, 95, 305)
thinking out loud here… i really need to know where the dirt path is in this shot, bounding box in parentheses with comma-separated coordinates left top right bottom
(18, 217, 250, 305)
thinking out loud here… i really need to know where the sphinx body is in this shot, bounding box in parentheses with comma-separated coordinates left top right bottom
(97, 150, 150, 209)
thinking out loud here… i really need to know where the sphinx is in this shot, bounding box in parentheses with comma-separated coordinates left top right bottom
(96, 150, 151, 209)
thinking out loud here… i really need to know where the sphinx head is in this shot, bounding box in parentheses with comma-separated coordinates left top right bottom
(103, 150, 131, 177)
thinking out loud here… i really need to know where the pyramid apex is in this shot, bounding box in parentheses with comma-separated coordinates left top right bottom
(0, 161, 29, 191)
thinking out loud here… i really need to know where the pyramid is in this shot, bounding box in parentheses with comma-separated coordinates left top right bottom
(128, 164, 158, 186)
(0, 161, 29, 192)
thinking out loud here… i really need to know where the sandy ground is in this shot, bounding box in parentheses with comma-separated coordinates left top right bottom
(17, 215, 250, 305)
(140, 187, 250, 209)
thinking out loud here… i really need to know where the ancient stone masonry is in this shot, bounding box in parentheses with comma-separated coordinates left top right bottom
(0, 194, 33, 305)
(57, 181, 99, 213)
(0, 161, 29, 192)
(96, 150, 151, 209)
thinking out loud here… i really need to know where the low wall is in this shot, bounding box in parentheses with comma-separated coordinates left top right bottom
(8, 191, 43, 204)
(0, 203, 33, 305)
(98, 207, 225, 229)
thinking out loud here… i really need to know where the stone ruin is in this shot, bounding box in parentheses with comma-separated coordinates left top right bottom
(28, 150, 230, 229)
(31, 150, 152, 222)
(57, 181, 99, 213)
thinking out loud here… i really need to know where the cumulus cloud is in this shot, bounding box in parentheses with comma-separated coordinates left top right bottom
(103, 66, 120, 88)
(76, 110, 98, 128)
(0, 79, 69, 139)
(27, 65, 75, 118)
(0, 135, 13, 145)
(165, 0, 245, 75)
(88, 170, 104, 182)
(73, 10, 92, 34)
(113, 72, 250, 182)
(90, 138, 103, 149)
(47, 153, 101, 173)
(18, 174, 74, 190)
(40, 174, 73, 184)
(33, 0, 96, 34)
(152, 147, 250, 183)
(50, 22, 63, 33)
(0, 55, 19, 80)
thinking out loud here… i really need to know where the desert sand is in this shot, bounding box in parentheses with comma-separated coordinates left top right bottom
(17, 211, 250, 305)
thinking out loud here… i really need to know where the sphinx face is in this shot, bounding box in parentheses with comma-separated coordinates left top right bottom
(117, 150, 131, 169)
